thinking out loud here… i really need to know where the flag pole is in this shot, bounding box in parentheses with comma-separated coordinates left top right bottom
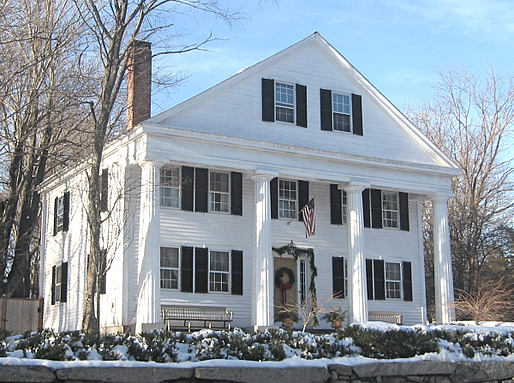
(286, 195, 315, 225)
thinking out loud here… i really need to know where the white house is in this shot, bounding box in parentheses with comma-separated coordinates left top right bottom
(39, 33, 458, 333)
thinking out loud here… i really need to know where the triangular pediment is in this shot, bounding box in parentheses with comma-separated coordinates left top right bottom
(147, 33, 457, 172)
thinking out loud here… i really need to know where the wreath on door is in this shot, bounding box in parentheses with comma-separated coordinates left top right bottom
(275, 267, 295, 305)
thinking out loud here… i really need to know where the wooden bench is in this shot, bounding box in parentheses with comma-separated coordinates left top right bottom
(161, 305, 233, 331)
(369, 311, 403, 325)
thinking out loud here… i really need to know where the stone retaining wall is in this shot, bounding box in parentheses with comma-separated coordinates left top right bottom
(2, 361, 514, 383)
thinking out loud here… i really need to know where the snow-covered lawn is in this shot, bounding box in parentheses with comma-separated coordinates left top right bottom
(1, 322, 514, 369)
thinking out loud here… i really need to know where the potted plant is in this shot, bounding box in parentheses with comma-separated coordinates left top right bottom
(277, 310, 298, 329)
(321, 309, 346, 329)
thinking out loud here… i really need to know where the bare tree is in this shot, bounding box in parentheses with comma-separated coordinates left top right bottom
(0, 0, 89, 297)
(408, 67, 514, 317)
(76, 0, 244, 332)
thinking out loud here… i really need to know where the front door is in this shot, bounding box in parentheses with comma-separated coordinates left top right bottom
(273, 257, 297, 321)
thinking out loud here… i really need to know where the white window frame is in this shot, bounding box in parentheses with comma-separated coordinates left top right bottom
(385, 262, 402, 299)
(275, 82, 295, 124)
(53, 264, 63, 303)
(332, 92, 351, 132)
(278, 179, 297, 219)
(160, 247, 180, 290)
(209, 171, 230, 213)
(209, 250, 230, 293)
(160, 167, 181, 208)
(55, 196, 65, 232)
(382, 191, 399, 228)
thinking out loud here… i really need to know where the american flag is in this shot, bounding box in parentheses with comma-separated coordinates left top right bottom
(300, 198, 316, 238)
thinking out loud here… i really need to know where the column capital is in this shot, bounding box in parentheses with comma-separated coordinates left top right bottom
(429, 193, 453, 203)
(344, 181, 370, 193)
(251, 169, 279, 181)
(140, 159, 164, 169)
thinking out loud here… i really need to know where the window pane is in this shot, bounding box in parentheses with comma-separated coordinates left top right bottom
(210, 172, 230, 212)
(278, 180, 297, 218)
(275, 83, 295, 123)
(382, 192, 399, 228)
(160, 167, 180, 208)
(160, 247, 179, 289)
(385, 262, 402, 299)
(209, 251, 229, 292)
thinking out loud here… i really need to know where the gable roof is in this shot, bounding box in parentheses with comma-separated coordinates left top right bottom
(147, 32, 458, 173)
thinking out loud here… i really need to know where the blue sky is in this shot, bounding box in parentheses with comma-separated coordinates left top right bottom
(151, 0, 514, 115)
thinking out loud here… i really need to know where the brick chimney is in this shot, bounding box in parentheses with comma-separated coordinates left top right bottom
(126, 40, 152, 130)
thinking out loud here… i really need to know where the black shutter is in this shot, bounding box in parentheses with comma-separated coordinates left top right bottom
(51, 265, 56, 305)
(362, 189, 371, 228)
(99, 250, 107, 295)
(374, 259, 385, 300)
(352, 93, 363, 136)
(181, 166, 194, 211)
(63, 192, 70, 232)
(332, 257, 344, 298)
(270, 177, 278, 219)
(53, 197, 58, 236)
(100, 168, 108, 212)
(195, 168, 208, 213)
(181, 246, 193, 292)
(61, 262, 68, 303)
(399, 192, 410, 231)
(231, 250, 243, 295)
(403, 261, 413, 301)
(371, 189, 383, 229)
(231, 172, 243, 216)
(195, 247, 208, 293)
(320, 89, 333, 131)
(330, 184, 342, 225)
(366, 259, 374, 300)
(298, 180, 309, 222)
(296, 84, 307, 128)
(262, 78, 275, 122)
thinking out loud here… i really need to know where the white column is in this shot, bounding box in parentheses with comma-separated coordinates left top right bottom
(431, 195, 455, 323)
(344, 183, 368, 324)
(251, 170, 277, 329)
(136, 160, 161, 331)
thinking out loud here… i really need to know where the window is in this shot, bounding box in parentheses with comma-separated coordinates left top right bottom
(385, 262, 402, 299)
(180, 166, 243, 215)
(209, 171, 230, 212)
(54, 265, 63, 303)
(278, 180, 297, 219)
(366, 259, 412, 301)
(160, 247, 179, 289)
(53, 192, 70, 235)
(180, 246, 242, 295)
(333, 93, 351, 132)
(362, 189, 409, 231)
(51, 262, 68, 304)
(160, 167, 181, 208)
(55, 197, 65, 232)
(275, 82, 295, 123)
(332, 257, 348, 298)
(209, 251, 230, 292)
(382, 192, 399, 228)
(321, 89, 362, 135)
